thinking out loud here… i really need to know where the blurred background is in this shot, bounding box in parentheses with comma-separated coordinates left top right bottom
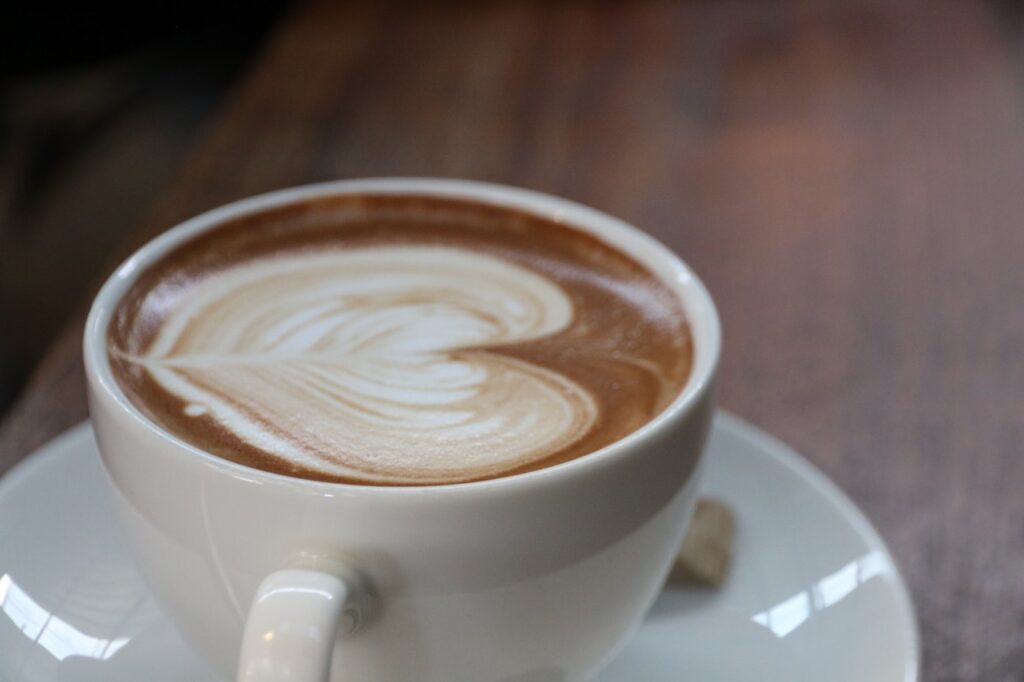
(1, 2, 288, 411)
(3, 2, 1024, 679)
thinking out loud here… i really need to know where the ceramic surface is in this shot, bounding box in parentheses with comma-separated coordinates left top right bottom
(0, 414, 918, 682)
(83, 178, 720, 682)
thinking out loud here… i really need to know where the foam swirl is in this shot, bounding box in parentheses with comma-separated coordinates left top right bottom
(116, 246, 599, 484)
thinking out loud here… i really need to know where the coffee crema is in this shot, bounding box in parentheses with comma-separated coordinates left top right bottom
(108, 194, 692, 485)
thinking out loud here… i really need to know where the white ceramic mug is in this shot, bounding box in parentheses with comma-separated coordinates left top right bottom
(84, 179, 721, 682)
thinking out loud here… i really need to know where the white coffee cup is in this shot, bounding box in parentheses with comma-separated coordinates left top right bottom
(84, 179, 721, 682)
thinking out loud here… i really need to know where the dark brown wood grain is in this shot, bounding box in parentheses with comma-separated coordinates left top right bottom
(2, 0, 1023, 678)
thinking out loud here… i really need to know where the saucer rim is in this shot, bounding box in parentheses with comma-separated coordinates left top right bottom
(711, 412, 920, 681)
(0, 412, 920, 681)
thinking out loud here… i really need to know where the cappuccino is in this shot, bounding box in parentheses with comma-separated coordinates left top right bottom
(108, 194, 691, 485)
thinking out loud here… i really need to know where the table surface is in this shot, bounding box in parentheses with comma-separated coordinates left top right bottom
(2, 1, 1022, 679)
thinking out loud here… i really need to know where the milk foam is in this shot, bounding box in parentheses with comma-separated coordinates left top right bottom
(116, 246, 600, 484)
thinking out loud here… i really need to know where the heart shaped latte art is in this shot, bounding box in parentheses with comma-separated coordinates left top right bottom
(117, 246, 599, 483)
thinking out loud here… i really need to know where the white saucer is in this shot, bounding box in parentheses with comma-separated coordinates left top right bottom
(0, 413, 918, 682)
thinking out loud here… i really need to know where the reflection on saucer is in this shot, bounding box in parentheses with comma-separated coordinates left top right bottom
(751, 550, 890, 638)
(0, 572, 131, 661)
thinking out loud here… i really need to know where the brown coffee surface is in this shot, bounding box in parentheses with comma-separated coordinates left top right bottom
(108, 194, 692, 485)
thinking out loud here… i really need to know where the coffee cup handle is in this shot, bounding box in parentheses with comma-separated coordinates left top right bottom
(237, 568, 369, 682)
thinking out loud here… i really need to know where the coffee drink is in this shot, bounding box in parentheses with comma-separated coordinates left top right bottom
(108, 194, 691, 485)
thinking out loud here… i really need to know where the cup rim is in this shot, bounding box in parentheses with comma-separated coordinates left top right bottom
(84, 178, 721, 494)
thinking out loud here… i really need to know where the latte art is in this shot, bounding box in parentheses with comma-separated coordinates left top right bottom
(108, 194, 692, 485)
(117, 247, 598, 483)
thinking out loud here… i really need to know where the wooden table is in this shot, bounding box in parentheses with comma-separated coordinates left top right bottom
(2, 1, 1022, 678)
